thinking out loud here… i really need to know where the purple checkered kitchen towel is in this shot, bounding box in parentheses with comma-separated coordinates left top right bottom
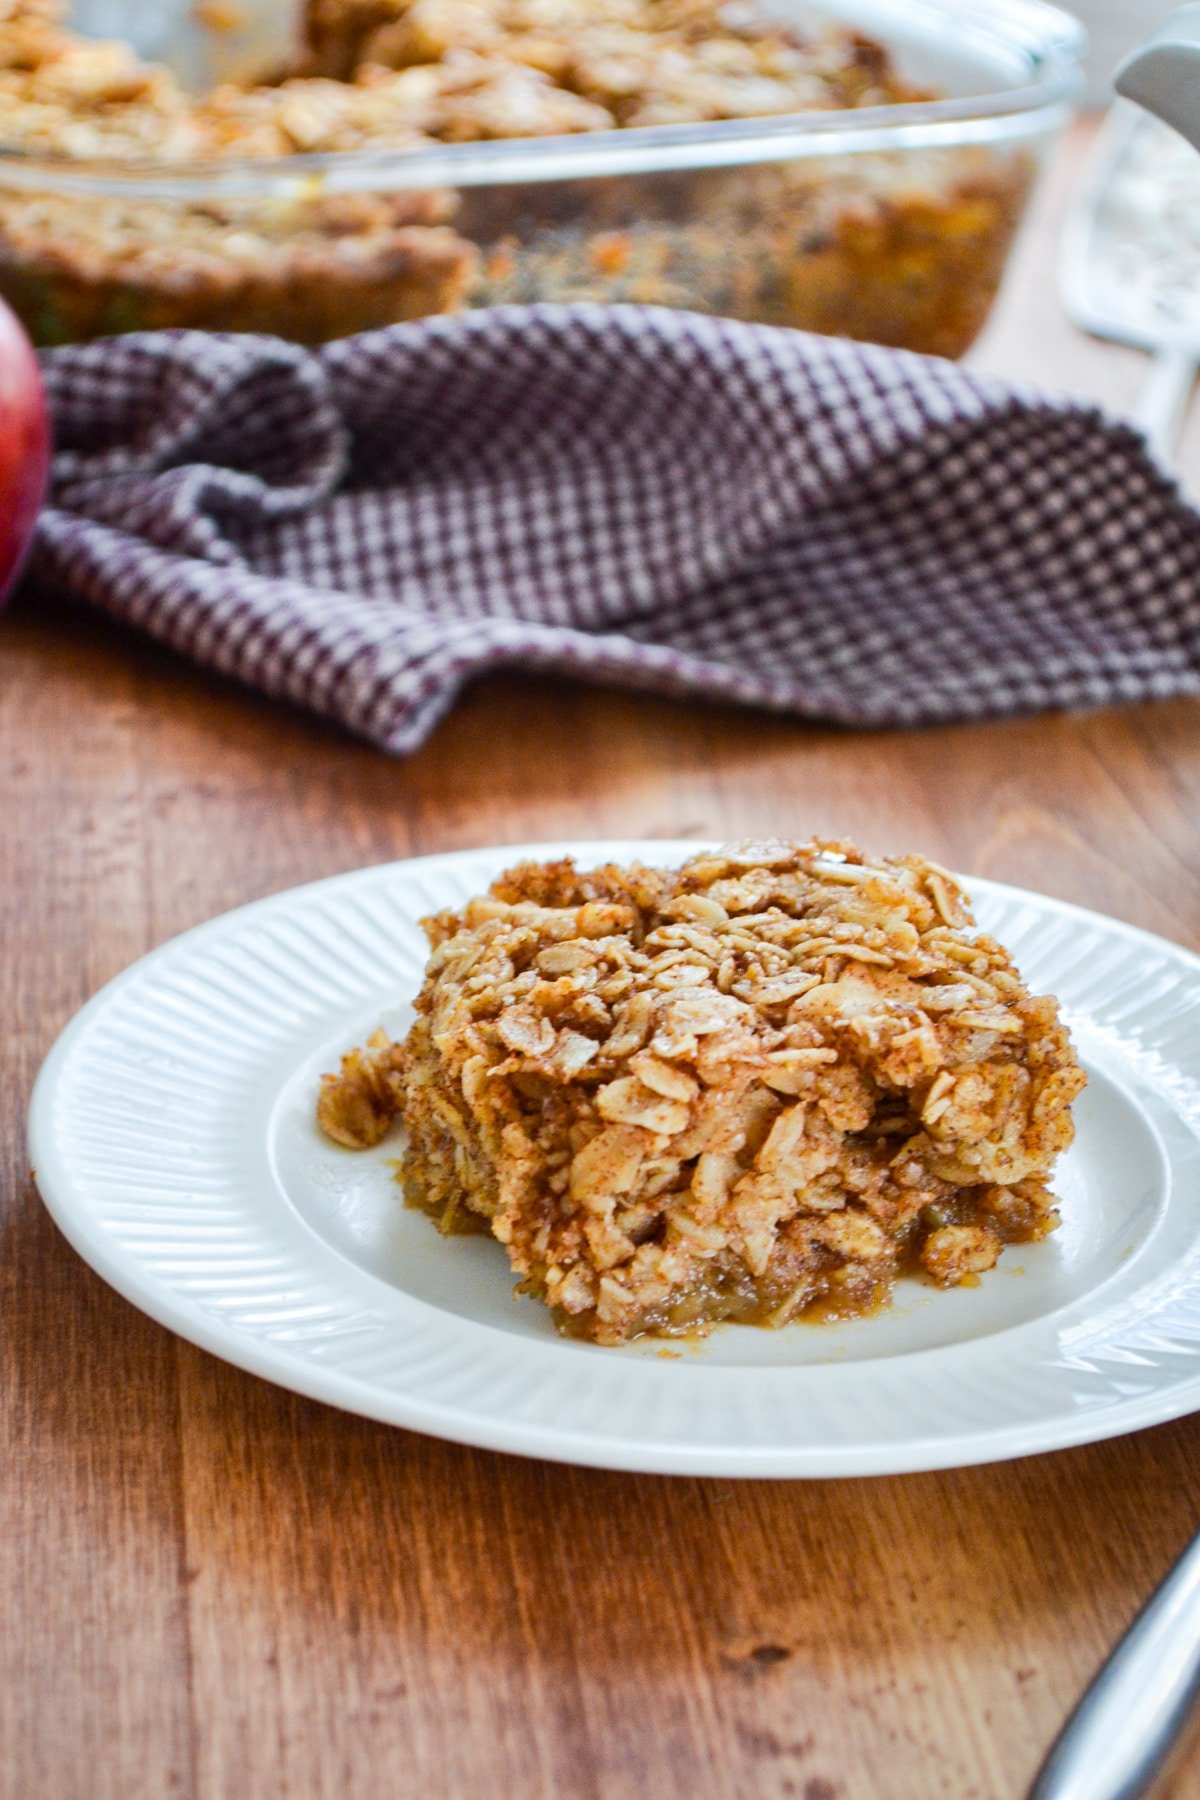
(30, 303, 1200, 752)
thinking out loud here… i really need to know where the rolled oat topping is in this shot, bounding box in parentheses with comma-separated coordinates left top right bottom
(318, 841, 1086, 1344)
(0, 0, 923, 161)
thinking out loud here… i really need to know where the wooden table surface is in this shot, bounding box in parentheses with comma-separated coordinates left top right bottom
(6, 118, 1200, 1800)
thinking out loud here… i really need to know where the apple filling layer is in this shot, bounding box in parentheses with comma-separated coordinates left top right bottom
(317, 841, 1086, 1345)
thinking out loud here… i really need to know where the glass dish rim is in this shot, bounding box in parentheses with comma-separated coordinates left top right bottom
(0, 0, 1085, 201)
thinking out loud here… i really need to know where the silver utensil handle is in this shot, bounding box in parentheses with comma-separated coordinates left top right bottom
(1028, 1530, 1200, 1800)
(1134, 345, 1197, 462)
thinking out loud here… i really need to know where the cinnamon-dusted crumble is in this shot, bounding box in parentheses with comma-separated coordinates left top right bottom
(318, 841, 1086, 1345)
(0, 0, 1031, 350)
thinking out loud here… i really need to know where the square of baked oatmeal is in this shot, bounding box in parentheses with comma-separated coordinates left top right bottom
(318, 841, 1085, 1344)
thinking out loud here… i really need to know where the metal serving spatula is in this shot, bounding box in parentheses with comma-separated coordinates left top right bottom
(1031, 29, 1200, 1800)
(66, 0, 301, 91)
(1061, 4, 1200, 460)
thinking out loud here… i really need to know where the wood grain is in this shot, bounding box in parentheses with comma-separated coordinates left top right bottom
(4, 118, 1200, 1800)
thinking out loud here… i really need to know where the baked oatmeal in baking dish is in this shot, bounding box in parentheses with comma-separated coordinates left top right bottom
(317, 841, 1086, 1345)
(0, 0, 1046, 347)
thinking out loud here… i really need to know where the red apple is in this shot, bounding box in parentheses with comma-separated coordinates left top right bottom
(0, 296, 48, 604)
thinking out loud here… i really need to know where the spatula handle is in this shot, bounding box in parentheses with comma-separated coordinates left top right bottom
(1028, 1529, 1200, 1800)
(1134, 344, 1197, 461)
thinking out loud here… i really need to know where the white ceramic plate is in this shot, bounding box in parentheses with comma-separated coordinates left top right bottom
(28, 841, 1200, 1478)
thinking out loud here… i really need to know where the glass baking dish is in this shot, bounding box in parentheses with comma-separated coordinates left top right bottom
(0, 0, 1084, 353)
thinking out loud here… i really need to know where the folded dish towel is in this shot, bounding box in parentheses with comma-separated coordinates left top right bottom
(31, 304, 1200, 752)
